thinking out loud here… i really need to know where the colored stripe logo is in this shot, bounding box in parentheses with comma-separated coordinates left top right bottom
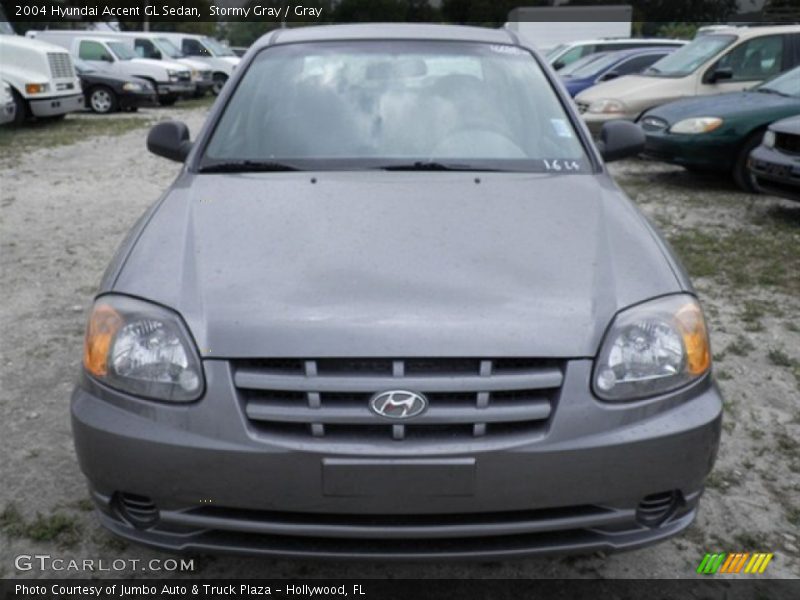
(697, 552, 773, 574)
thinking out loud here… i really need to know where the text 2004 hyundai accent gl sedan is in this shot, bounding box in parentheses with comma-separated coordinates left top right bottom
(73, 24, 722, 559)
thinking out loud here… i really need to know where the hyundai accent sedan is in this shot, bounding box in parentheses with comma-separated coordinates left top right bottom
(72, 24, 722, 559)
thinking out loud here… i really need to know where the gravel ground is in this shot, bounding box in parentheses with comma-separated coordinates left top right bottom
(0, 103, 798, 579)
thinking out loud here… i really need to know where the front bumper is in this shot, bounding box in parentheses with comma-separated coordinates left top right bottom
(156, 82, 195, 96)
(749, 145, 800, 202)
(28, 93, 83, 117)
(643, 131, 733, 171)
(118, 90, 158, 110)
(71, 360, 722, 559)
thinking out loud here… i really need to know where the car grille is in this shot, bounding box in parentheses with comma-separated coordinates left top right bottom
(576, 101, 589, 114)
(47, 52, 74, 79)
(199, 70, 212, 81)
(775, 132, 800, 155)
(176, 71, 191, 82)
(232, 358, 564, 444)
(640, 116, 668, 132)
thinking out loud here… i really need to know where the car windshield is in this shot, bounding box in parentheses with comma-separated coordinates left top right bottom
(202, 41, 590, 172)
(545, 44, 566, 60)
(202, 36, 235, 56)
(756, 66, 800, 97)
(643, 34, 735, 77)
(108, 41, 136, 61)
(561, 52, 616, 78)
(155, 37, 184, 59)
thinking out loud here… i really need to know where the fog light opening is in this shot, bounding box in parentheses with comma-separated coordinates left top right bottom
(636, 490, 682, 528)
(112, 492, 160, 530)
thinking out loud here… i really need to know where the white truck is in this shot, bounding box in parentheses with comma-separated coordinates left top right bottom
(0, 30, 83, 124)
(26, 30, 194, 105)
(154, 33, 240, 95)
(79, 31, 215, 97)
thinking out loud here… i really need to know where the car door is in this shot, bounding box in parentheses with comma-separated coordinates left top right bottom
(700, 34, 787, 94)
(77, 39, 115, 73)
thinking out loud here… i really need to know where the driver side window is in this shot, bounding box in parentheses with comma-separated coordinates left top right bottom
(715, 35, 784, 81)
(79, 40, 111, 62)
(135, 39, 160, 59)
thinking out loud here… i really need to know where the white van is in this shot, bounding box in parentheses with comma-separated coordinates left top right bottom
(0, 34, 83, 123)
(26, 30, 194, 105)
(576, 25, 800, 133)
(154, 33, 239, 94)
(85, 32, 214, 97)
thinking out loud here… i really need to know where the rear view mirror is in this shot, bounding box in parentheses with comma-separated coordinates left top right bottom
(147, 121, 192, 162)
(598, 70, 620, 82)
(552, 60, 565, 70)
(597, 120, 645, 162)
(709, 67, 733, 83)
(101, 54, 113, 63)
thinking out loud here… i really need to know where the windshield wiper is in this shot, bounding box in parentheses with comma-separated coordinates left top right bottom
(377, 161, 505, 172)
(198, 160, 303, 173)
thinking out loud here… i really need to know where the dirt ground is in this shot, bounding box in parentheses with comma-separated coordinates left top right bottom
(0, 102, 798, 579)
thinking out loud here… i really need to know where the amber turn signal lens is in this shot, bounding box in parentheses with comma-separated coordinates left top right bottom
(83, 304, 123, 377)
(25, 83, 44, 94)
(675, 302, 711, 376)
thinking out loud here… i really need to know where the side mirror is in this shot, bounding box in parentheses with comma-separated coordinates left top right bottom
(552, 60, 565, 71)
(597, 120, 645, 162)
(709, 67, 733, 83)
(101, 54, 113, 63)
(598, 70, 620, 82)
(147, 121, 192, 162)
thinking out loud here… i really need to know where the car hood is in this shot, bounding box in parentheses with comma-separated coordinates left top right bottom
(646, 91, 800, 123)
(130, 57, 187, 72)
(80, 70, 147, 86)
(770, 115, 800, 134)
(576, 74, 688, 105)
(111, 172, 683, 358)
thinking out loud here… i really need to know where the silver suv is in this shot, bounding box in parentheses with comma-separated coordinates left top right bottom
(72, 24, 722, 559)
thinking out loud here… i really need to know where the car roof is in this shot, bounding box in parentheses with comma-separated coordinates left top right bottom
(559, 38, 685, 48)
(700, 24, 800, 39)
(253, 23, 516, 49)
(605, 45, 679, 59)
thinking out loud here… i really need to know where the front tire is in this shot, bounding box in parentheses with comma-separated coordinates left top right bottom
(10, 88, 28, 125)
(212, 73, 228, 96)
(88, 86, 118, 114)
(733, 131, 764, 193)
(158, 95, 178, 106)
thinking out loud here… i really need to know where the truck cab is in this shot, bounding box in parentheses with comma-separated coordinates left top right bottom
(0, 32, 83, 123)
(26, 31, 194, 106)
(155, 33, 240, 95)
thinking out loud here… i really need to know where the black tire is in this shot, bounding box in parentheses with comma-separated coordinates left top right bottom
(88, 86, 118, 114)
(158, 95, 178, 106)
(9, 88, 28, 125)
(211, 73, 228, 96)
(732, 131, 765, 193)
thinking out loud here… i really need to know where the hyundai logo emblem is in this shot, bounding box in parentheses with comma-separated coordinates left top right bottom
(369, 390, 428, 420)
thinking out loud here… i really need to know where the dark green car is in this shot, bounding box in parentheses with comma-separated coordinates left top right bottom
(640, 66, 800, 191)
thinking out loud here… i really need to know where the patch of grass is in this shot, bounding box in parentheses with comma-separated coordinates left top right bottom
(767, 347, 794, 368)
(787, 506, 800, 528)
(740, 302, 766, 332)
(776, 431, 799, 456)
(0, 115, 153, 163)
(734, 531, 770, 549)
(726, 334, 756, 357)
(716, 369, 733, 381)
(667, 224, 800, 296)
(74, 498, 94, 512)
(0, 504, 81, 547)
(786, 321, 800, 333)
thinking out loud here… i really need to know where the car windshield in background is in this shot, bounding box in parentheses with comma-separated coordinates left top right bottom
(202, 41, 589, 172)
(155, 38, 184, 59)
(562, 52, 619, 78)
(545, 44, 566, 60)
(203, 36, 235, 56)
(108, 41, 136, 61)
(643, 34, 735, 77)
(756, 66, 800, 97)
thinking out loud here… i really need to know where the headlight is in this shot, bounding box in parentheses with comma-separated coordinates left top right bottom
(122, 82, 143, 92)
(167, 69, 180, 79)
(669, 117, 723, 135)
(593, 294, 711, 402)
(763, 130, 775, 148)
(83, 295, 204, 402)
(588, 98, 625, 114)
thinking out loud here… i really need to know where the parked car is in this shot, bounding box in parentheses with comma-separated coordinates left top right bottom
(73, 24, 721, 559)
(749, 115, 800, 201)
(0, 34, 83, 124)
(576, 25, 800, 135)
(154, 33, 240, 95)
(1, 81, 16, 125)
(560, 46, 679, 98)
(26, 31, 194, 106)
(640, 65, 800, 191)
(74, 59, 157, 114)
(546, 37, 685, 70)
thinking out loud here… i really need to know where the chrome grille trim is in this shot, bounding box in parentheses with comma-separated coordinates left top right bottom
(233, 358, 564, 443)
(47, 52, 74, 79)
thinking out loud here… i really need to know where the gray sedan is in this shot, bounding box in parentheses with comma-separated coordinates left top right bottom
(72, 24, 722, 559)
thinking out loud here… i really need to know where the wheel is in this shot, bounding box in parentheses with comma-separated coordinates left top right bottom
(732, 130, 765, 193)
(88, 86, 118, 114)
(158, 95, 178, 106)
(9, 88, 28, 125)
(211, 73, 228, 96)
